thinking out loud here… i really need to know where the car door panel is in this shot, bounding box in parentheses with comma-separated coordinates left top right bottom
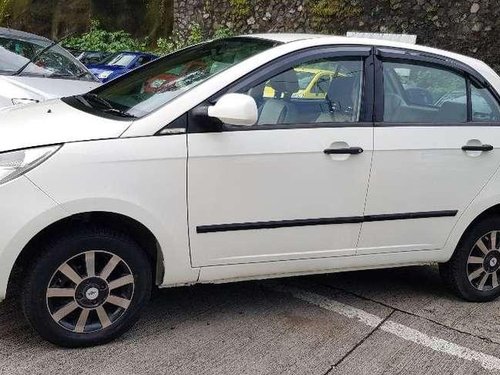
(188, 49, 374, 267)
(188, 127, 373, 266)
(358, 51, 500, 255)
(358, 126, 500, 254)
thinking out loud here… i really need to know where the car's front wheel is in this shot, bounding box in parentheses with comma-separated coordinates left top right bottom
(440, 216, 500, 302)
(21, 227, 152, 347)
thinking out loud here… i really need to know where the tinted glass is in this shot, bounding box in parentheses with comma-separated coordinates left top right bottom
(383, 61, 467, 123)
(243, 57, 364, 125)
(89, 37, 276, 118)
(471, 83, 500, 122)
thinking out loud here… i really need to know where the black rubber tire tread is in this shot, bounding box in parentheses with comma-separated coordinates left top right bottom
(439, 216, 500, 302)
(21, 225, 152, 348)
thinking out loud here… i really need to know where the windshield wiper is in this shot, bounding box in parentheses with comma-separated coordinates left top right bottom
(83, 93, 114, 109)
(81, 93, 136, 118)
(102, 108, 137, 118)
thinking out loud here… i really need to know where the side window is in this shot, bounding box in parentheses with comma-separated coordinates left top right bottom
(243, 57, 364, 126)
(383, 61, 467, 123)
(471, 82, 500, 122)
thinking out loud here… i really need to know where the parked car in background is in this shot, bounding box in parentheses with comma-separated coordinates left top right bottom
(0, 28, 100, 109)
(75, 51, 114, 67)
(88, 51, 158, 82)
(3, 34, 500, 348)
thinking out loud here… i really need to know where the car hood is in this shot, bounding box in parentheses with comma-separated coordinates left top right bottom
(2, 76, 100, 100)
(0, 99, 132, 152)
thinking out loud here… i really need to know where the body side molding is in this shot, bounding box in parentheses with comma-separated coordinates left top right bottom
(197, 210, 458, 234)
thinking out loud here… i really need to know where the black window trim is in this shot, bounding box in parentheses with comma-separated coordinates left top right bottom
(187, 45, 375, 133)
(374, 46, 500, 126)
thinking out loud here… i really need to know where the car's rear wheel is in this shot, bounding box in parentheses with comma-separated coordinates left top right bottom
(21, 227, 152, 347)
(440, 216, 500, 302)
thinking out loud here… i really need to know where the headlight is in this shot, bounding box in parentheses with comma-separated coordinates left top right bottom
(0, 145, 61, 185)
(98, 71, 113, 79)
(12, 98, 40, 106)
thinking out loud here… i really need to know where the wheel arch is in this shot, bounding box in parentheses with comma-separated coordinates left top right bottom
(444, 201, 500, 263)
(7, 211, 165, 299)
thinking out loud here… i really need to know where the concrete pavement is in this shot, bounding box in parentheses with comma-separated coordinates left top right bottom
(0, 265, 499, 374)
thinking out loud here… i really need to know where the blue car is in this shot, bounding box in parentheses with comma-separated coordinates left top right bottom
(88, 52, 158, 82)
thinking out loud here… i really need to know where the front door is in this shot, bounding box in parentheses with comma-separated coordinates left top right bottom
(188, 47, 375, 267)
(358, 48, 500, 255)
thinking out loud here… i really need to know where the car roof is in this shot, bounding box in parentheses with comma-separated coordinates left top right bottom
(246, 33, 326, 43)
(246, 33, 472, 61)
(0, 27, 52, 43)
(242, 33, 499, 90)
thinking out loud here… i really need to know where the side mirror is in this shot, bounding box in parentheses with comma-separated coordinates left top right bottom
(207, 93, 258, 126)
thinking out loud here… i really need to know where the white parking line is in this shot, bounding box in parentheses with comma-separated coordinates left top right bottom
(271, 285, 500, 372)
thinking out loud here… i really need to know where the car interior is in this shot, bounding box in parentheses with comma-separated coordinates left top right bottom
(246, 59, 363, 125)
(383, 62, 468, 123)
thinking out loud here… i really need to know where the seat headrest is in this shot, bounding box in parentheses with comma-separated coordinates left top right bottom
(268, 69, 299, 96)
(327, 76, 357, 104)
(438, 101, 467, 122)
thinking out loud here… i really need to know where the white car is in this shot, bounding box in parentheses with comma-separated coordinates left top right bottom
(0, 27, 100, 108)
(1, 34, 500, 347)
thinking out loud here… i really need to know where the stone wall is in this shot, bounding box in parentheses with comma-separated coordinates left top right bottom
(173, 0, 500, 71)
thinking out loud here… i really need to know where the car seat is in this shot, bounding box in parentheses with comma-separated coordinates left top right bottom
(317, 76, 358, 122)
(258, 69, 299, 125)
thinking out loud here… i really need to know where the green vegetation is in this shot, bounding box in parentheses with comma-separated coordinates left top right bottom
(309, 0, 362, 18)
(0, 0, 9, 21)
(229, 0, 251, 17)
(155, 23, 234, 54)
(63, 20, 234, 55)
(0, 0, 31, 24)
(64, 20, 147, 53)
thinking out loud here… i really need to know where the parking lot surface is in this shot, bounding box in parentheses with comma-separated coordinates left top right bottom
(0, 265, 499, 374)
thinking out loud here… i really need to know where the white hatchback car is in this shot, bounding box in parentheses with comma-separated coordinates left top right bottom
(2, 34, 500, 347)
(0, 28, 99, 109)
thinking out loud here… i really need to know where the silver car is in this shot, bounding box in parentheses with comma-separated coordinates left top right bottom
(0, 28, 100, 109)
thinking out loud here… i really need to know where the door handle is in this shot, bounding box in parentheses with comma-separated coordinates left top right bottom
(461, 144, 494, 152)
(324, 147, 364, 155)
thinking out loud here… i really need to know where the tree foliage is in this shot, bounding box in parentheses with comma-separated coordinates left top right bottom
(63, 20, 234, 55)
(63, 20, 146, 52)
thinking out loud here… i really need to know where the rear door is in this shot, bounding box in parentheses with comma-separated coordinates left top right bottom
(188, 46, 375, 267)
(358, 48, 500, 255)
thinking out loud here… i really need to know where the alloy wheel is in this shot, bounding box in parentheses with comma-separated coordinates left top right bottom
(46, 250, 135, 333)
(467, 231, 500, 291)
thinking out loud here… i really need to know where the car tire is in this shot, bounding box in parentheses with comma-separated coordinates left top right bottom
(440, 216, 500, 302)
(21, 226, 152, 348)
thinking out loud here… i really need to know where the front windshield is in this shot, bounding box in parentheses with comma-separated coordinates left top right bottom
(105, 54, 136, 67)
(86, 37, 277, 118)
(0, 35, 94, 80)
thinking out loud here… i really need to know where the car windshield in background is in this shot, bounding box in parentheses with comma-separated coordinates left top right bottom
(86, 37, 278, 118)
(105, 54, 137, 67)
(0, 36, 93, 80)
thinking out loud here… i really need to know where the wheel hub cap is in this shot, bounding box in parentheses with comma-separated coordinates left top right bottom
(76, 277, 109, 308)
(484, 251, 500, 273)
(86, 287, 99, 300)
